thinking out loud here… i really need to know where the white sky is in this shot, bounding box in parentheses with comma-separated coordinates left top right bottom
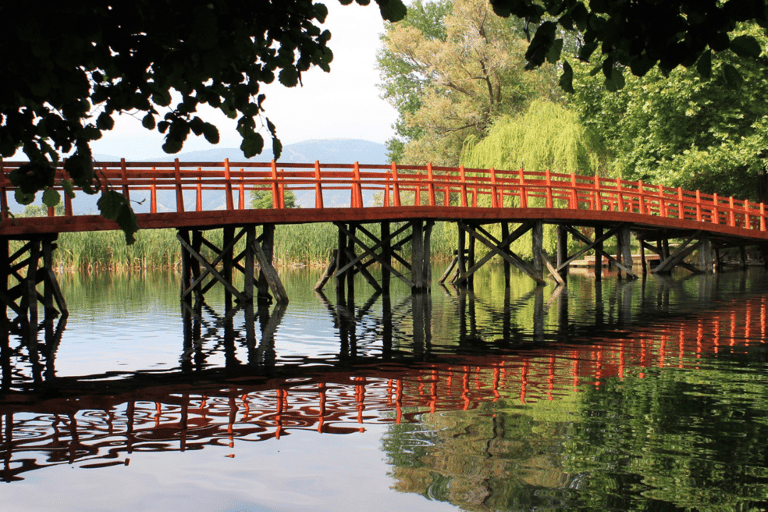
(90, 2, 398, 160)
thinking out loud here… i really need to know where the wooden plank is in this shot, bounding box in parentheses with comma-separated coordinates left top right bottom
(252, 238, 288, 303)
(314, 250, 337, 291)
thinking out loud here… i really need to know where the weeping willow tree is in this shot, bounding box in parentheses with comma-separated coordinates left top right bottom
(459, 100, 607, 261)
(461, 99, 606, 175)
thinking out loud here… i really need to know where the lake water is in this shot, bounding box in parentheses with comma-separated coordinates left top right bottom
(2, 266, 768, 511)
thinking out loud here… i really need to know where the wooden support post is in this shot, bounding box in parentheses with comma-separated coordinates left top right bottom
(412, 220, 426, 291)
(556, 225, 568, 282)
(532, 220, 544, 284)
(42, 236, 66, 317)
(257, 224, 274, 302)
(346, 224, 356, 300)
(381, 221, 391, 295)
(223, 226, 235, 309)
(336, 223, 348, 302)
(699, 233, 712, 274)
(740, 246, 748, 270)
(179, 229, 192, 303)
(315, 250, 337, 291)
(467, 222, 476, 287)
(594, 226, 603, 281)
(457, 221, 466, 284)
(619, 225, 635, 280)
(244, 226, 255, 301)
(502, 222, 511, 286)
(640, 238, 648, 275)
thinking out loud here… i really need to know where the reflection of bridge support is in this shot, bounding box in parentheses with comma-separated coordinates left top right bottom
(315, 220, 434, 299)
(181, 299, 285, 372)
(178, 224, 287, 307)
(0, 234, 68, 337)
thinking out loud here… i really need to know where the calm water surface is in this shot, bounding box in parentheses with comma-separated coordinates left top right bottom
(2, 267, 768, 511)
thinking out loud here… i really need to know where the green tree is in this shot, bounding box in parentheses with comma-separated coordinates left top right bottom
(378, 0, 561, 166)
(461, 99, 606, 176)
(572, 24, 768, 200)
(0, 0, 406, 242)
(251, 189, 298, 209)
(377, 0, 454, 162)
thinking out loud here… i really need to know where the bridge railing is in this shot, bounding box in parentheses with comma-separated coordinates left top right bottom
(1, 159, 765, 232)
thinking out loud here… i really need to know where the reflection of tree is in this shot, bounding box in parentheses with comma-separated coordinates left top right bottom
(562, 363, 768, 510)
(382, 399, 580, 511)
(383, 353, 768, 511)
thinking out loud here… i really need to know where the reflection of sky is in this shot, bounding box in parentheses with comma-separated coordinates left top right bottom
(52, 283, 349, 378)
(2, 425, 455, 512)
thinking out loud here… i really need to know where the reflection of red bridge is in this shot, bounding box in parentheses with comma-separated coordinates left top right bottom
(2, 294, 765, 482)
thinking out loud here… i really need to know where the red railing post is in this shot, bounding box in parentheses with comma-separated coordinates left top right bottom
(593, 175, 601, 211)
(615, 177, 624, 212)
(174, 158, 185, 213)
(196, 174, 203, 212)
(491, 167, 499, 208)
(353, 161, 364, 208)
(151, 173, 157, 214)
(391, 162, 401, 207)
(695, 190, 702, 222)
(224, 159, 234, 211)
(270, 160, 279, 209)
(761, 202, 766, 231)
(678, 187, 684, 219)
(729, 196, 736, 227)
(570, 172, 577, 210)
(658, 184, 666, 217)
(745, 199, 752, 229)
(637, 180, 645, 215)
(460, 166, 468, 207)
(545, 169, 553, 208)
(314, 161, 324, 209)
(279, 169, 286, 209)
(712, 193, 719, 224)
(427, 163, 436, 206)
(239, 175, 246, 210)
(519, 168, 528, 209)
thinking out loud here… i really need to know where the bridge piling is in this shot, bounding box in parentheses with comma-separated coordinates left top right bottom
(178, 224, 287, 308)
(0, 234, 67, 336)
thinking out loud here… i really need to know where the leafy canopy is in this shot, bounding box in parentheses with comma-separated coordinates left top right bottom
(0, 0, 406, 242)
(572, 24, 768, 200)
(489, 0, 768, 92)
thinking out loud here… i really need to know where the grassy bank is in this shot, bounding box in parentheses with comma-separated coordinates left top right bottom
(34, 221, 462, 271)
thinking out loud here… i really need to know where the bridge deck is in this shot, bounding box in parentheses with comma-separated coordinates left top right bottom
(1, 160, 766, 245)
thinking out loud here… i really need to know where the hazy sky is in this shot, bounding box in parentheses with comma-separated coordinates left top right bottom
(91, 2, 398, 160)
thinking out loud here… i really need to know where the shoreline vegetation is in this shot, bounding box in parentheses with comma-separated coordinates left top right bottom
(37, 222, 464, 273)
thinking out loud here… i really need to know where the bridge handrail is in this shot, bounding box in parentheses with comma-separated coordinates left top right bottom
(1, 159, 765, 232)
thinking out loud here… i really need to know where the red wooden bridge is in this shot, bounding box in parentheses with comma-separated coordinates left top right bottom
(1, 160, 767, 329)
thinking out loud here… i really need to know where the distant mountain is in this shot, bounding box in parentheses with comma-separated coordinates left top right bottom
(22, 139, 388, 214)
(147, 138, 388, 165)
